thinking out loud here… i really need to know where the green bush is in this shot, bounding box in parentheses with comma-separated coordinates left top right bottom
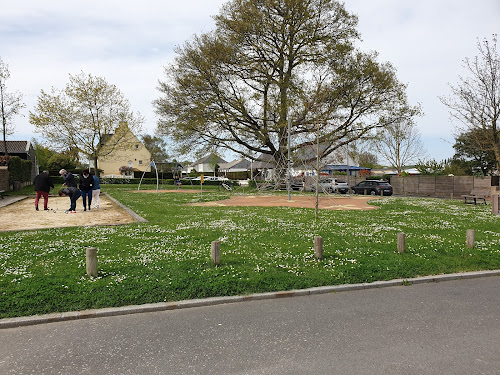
(8, 156, 31, 184)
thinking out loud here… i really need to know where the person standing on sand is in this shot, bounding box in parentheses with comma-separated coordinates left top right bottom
(59, 169, 77, 188)
(34, 170, 54, 211)
(91, 171, 101, 208)
(79, 170, 94, 211)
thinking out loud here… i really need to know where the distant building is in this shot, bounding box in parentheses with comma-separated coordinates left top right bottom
(370, 167, 420, 176)
(92, 126, 151, 177)
(186, 154, 227, 174)
(321, 165, 371, 177)
(218, 159, 251, 174)
(0, 140, 38, 181)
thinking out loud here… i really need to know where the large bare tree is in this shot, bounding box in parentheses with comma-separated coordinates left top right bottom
(0, 57, 26, 156)
(30, 72, 143, 170)
(154, 0, 417, 179)
(440, 34, 500, 171)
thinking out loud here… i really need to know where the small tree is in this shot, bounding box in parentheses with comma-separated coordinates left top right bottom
(0, 58, 26, 156)
(415, 159, 444, 175)
(373, 117, 425, 174)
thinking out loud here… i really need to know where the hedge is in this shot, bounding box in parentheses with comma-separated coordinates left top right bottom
(8, 156, 32, 184)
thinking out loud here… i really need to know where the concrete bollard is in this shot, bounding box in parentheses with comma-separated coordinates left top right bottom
(211, 241, 221, 265)
(86, 247, 98, 277)
(397, 232, 406, 253)
(314, 236, 323, 259)
(466, 229, 475, 249)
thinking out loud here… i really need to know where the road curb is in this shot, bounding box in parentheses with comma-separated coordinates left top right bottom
(2, 269, 499, 329)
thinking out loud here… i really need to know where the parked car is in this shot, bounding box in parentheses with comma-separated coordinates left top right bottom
(310, 178, 349, 194)
(193, 176, 228, 181)
(351, 180, 393, 196)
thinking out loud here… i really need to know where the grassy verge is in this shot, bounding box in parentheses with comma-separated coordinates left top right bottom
(1, 184, 499, 318)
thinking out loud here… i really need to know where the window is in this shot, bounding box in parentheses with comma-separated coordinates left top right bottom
(135, 144, 139, 149)
(139, 160, 143, 165)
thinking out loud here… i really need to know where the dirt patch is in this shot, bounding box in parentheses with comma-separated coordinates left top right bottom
(135, 189, 381, 210)
(186, 194, 381, 210)
(0, 194, 138, 232)
(136, 189, 202, 194)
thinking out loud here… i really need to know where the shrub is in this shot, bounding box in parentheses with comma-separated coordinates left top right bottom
(8, 156, 31, 184)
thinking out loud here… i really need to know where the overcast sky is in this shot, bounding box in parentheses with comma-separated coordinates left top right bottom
(2, 0, 499, 163)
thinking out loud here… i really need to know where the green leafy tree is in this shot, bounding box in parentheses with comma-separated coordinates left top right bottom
(441, 158, 468, 176)
(30, 72, 143, 170)
(141, 135, 169, 162)
(440, 35, 500, 171)
(0, 57, 26, 156)
(415, 159, 444, 175)
(47, 153, 76, 171)
(452, 129, 497, 175)
(32, 139, 57, 171)
(357, 152, 378, 168)
(155, 0, 417, 180)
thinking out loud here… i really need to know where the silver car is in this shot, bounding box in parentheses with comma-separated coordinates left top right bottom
(310, 178, 349, 194)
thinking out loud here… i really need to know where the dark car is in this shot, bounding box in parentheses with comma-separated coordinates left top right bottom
(351, 180, 393, 196)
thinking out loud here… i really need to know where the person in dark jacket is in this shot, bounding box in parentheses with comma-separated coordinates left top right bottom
(59, 169, 77, 188)
(58, 186, 81, 213)
(34, 170, 54, 211)
(79, 170, 94, 211)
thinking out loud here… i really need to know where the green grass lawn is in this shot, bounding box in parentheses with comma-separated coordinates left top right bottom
(1, 184, 500, 318)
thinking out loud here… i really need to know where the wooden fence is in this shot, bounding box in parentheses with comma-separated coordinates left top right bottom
(306, 175, 499, 198)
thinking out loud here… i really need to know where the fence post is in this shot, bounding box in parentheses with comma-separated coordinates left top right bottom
(492, 194, 499, 215)
(397, 233, 406, 253)
(466, 230, 475, 249)
(86, 247, 98, 277)
(211, 241, 221, 265)
(314, 236, 323, 259)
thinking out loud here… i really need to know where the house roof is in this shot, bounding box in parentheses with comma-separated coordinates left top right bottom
(191, 154, 227, 166)
(323, 165, 370, 171)
(219, 159, 251, 170)
(0, 141, 32, 154)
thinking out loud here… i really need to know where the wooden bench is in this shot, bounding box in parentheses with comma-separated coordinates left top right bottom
(462, 189, 489, 205)
(0, 190, 5, 199)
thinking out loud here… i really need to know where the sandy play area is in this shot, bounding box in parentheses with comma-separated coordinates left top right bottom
(136, 189, 381, 211)
(189, 194, 381, 210)
(0, 194, 139, 232)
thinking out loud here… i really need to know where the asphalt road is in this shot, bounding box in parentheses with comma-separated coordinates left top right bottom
(1, 277, 500, 375)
